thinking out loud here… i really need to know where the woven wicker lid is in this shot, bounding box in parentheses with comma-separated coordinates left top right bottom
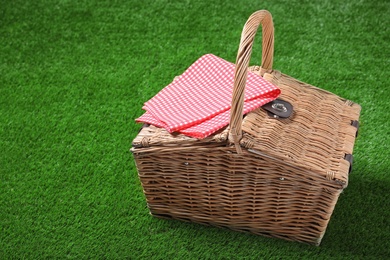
(240, 70, 361, 187)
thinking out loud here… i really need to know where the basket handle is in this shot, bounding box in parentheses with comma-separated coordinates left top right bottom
(228, 10, 274, 154)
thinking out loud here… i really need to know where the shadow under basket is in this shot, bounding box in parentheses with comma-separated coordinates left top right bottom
(131, 10, 361, 245)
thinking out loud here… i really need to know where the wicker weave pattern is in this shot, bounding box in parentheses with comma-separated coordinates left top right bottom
(242, 70, 360, 186)
(134, 144, 344, 245)
(131, 10, 361, 245)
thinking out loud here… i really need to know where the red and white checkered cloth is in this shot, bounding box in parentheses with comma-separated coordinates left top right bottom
(136, 54, 280, 139)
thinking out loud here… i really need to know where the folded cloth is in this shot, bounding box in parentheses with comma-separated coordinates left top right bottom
(136, 54, 280, 139)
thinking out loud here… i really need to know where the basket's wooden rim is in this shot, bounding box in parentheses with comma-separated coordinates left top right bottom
(229, 10, 274, 153)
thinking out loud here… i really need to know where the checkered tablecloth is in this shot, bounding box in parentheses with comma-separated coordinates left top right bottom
(136, 54, 280, 139)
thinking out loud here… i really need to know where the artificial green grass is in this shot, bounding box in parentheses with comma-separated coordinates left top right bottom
(1, 0, 389, 258)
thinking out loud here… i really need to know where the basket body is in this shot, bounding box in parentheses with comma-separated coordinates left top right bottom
(132, 69, 360, 245)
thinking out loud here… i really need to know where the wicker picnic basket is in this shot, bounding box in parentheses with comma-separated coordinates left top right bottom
(131, 10, 361, 245)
